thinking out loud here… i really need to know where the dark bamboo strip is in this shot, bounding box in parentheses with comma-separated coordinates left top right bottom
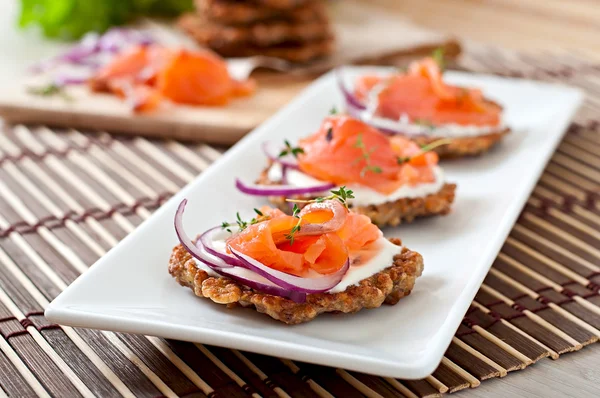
(489, 260, 600, 331)
(564, 135, 600, 157)
(486, 286, 590, 350)
(240, 352, 320, 398)
(0, 317, 82, 397)
(523, 206, 600, 247)
(344, 372, 401, 397)
(517, 214, 600, 266)
(551, 155, 600, 185)
(118, 140, 192, 188)
(163, 341, 246, 398)
(0, 239, 63, 300)
(0, 169, 53, 222)
(533, 308, 598, 346)
(117, 334, 204, 397)
(546, 162, 600, 193)
(0, 346, 38, 397)
(28, 316, 122, 398)
(430, 363, 470, 394)
(495, 252, 586, 297)
(89, 143, 177, 196)
(292, 362, 366, 398)
(75, 328, 163, 398)
(474, 289, 576, 354)
(443, 343, 500, 381)
(138, 138, 202, 177)
(204, 346, 280, 398)
(458, 331, 525, 372)
(401, 379, 440, 398)
(509, 227, 599, 280)
(466, 307, 550, 362)
(558, 144, 600, 172)
(20, 234, 79, 284)
(0, 196, 22, 226)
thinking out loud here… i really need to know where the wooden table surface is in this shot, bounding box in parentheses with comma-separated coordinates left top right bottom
(1, 1, 599, 397)
(373, 0, 600, 60)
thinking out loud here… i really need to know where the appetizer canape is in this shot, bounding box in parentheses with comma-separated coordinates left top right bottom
(339, 55, 508, 157)
(170, 191, 423, 324)
(236, 115, 456, 227)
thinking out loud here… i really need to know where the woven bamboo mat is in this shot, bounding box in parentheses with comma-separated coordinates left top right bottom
(0, 46, 599, 398)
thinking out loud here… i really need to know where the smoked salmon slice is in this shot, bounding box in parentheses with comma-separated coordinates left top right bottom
(354, 57, 501, 127)
(297, 115, 438, 195)
(226, 203, 382, 277)
(90, 44, 255, 112)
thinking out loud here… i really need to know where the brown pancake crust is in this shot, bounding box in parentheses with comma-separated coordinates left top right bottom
(211, 38, 334, 63)
(169, 238, 423, 324)
(178, 12, 331, 48)
(248, 0, 312, 10)
(197, 0, 326, 25)
(257, 166, 456, 226)
(411, 129, 510, 158)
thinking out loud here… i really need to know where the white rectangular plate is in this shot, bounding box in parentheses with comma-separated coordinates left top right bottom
(46, 68, 583, 379)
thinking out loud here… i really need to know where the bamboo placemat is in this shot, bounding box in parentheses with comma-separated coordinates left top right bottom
(0, 46, 599, 397)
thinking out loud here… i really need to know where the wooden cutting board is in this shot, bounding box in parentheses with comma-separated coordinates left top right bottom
(0, 1, 459, 145)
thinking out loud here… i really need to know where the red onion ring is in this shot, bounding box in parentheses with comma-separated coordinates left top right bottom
(262, 141, 300, 169)
(297, 200, 347, 236)
(235, 178, 334, 196)
(174, 199, 233, 268)
(214, 266, 307, 303)
(199, 226, 244, 267)
(336, 68, 367, 112)
(229, 246, 350, 294)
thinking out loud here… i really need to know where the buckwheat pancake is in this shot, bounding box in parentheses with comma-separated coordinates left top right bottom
(197, 0, 326, 25)
(169, 238, 423, 324)
(178, 12, 331, 48)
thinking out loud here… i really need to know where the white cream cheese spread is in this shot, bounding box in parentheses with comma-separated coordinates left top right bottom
(267, 162, 445, 207)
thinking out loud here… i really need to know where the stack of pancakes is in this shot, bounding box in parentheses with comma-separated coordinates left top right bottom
(178, 0, 334, 63)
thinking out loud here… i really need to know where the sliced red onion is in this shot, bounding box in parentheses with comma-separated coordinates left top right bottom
(215, 266, 307, 303)
(230, 246, 349, 294)
(174, 199, 234, 268)
(297, 200, 347, 236)
(262, 141, 299, 169)
(30, 28, 155, 78)
(235, 178, 334, 196)
(199, 226, 244, 267)
(193, 254, 307, 303)
(53, 75, 90, 86)
(280, 165, 289, 184)
(336, 68, 366, 112)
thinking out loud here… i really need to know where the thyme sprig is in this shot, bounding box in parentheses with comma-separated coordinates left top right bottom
(413, 118, 436, 129)
(397, 138, 453, 164)
(279, 140, 304, 158)
(286, 186, 355, 210)
(353, 133, 382, 177)
(221, 208, 266, 233)
(285, 204, 302, 244)
(432, 47, 446, 71)
(27, 83, 73, 101)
